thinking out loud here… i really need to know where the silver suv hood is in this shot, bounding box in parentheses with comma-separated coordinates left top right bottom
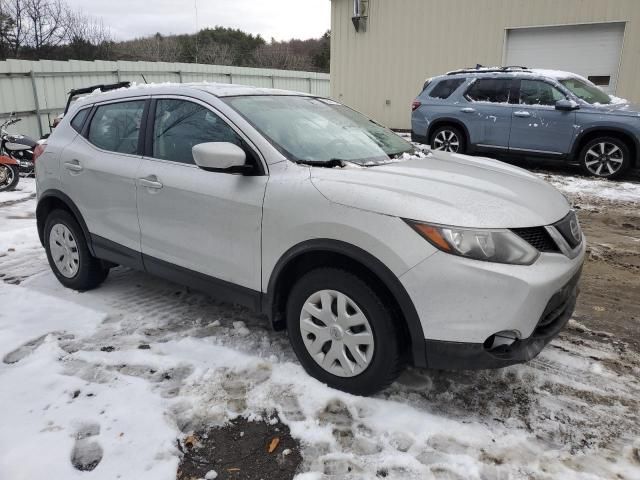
(310, 152, 570, 229)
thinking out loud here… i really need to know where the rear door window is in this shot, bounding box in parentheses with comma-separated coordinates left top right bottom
(87, 100, 145, 155)
(429, 78, 466, 99)
(465, 79, 512, 103)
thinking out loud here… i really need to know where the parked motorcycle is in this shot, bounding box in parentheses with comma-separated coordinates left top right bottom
(1, 115, 37, 177)
(0, 154, 19, 192)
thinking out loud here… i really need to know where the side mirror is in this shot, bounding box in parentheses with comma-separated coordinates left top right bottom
(555, 99, 579, 111)
(192, 142, 252, 174)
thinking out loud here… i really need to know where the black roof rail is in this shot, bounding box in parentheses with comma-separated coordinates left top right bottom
(446, 65, 530, 76)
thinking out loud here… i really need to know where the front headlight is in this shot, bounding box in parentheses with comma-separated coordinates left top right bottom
(405, 220, 540, 265)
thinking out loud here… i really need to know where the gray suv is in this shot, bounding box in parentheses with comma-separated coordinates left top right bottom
(411, 66, 640, 179)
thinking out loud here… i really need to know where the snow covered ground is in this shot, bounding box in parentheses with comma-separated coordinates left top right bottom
(1, 178, 639, 480)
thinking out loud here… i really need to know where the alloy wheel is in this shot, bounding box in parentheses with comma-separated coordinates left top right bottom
(432, 130, 460, 153)
(585, 142, 624, 177)
(299, 289, 375, 378)
(49, 223, 80, 278)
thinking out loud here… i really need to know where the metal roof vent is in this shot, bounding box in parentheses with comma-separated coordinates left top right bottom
(352, 0, 368, 32)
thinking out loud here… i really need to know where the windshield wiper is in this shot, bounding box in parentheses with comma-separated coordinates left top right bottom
(295, 158, 354, 168)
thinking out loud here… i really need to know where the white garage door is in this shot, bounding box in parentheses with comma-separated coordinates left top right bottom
(505, 23, 625, 93)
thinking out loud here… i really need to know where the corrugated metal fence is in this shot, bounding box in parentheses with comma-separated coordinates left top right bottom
(0, 59, 331, 139)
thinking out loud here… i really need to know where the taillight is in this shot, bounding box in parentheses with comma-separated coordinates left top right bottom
(411, 100, 422, 111)
(33, 143, 46, 163)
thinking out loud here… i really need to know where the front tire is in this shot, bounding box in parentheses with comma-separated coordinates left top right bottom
(44, 210, 109, 291)
(0, 164, 19, 192)
(429, 125, 466, 154)
(286, 268, 404, 396)
(579, 137, 630, 179)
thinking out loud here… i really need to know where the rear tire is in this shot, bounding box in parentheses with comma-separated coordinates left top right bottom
(579, 137, 631, 179)
(429, 125, 466, 154)
(286, 268, 405, 396)
(44, 209, 109, 291)
(0, 164, 19, 192)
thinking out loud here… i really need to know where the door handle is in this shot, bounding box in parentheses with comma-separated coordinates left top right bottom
(64, 160, 83, 172)
(514, 111, 531, 118)
(139, 176, 163, 190)
(460, 107, 476, 113)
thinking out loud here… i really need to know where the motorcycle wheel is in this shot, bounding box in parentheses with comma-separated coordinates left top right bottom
(0, 164, 19, 192)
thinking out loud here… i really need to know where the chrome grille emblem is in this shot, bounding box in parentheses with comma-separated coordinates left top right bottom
(569, 216, 581, 243)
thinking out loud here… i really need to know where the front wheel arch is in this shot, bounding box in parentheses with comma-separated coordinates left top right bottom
(572, 128, 638, 168)
(264, 239, 427, 368)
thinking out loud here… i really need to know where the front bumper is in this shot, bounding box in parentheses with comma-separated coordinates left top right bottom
(400, 239, 585, 368)
(423, 268, 580, 369)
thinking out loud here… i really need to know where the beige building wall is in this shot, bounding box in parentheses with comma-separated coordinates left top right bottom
(330, 0, 640, 129)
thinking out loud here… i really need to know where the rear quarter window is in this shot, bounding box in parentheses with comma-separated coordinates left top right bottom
(428, 78, 466, 99)
(70, 108, 89, 133)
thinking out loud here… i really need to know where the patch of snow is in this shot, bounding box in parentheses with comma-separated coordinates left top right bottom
(0, 176, 36, 204)
(538, 173, 640, 204)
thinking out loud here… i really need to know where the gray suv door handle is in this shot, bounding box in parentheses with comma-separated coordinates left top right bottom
(64, 160, 83, 172)
(514, 111, 531, 118)
(460, 107, 476, 113)
(139, 176, 163, 190)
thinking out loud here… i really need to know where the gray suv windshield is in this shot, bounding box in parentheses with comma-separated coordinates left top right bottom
(225, 95, 413, 165)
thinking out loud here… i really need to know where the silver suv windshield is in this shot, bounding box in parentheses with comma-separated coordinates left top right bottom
(224, 95, 414, 166)
(559, 78, 612, 105)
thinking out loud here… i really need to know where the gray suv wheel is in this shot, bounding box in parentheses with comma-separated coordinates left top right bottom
(579, 137, 630, 179)
(430, 126, 466, 153)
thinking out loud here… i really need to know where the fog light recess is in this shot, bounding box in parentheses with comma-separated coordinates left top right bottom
(484, 330, 520, 351)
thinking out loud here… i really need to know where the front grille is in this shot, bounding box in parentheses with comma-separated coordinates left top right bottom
(553, 211, 582, 249)
(511, 227, 560, 253)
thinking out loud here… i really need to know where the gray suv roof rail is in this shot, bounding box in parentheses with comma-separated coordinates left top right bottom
(446, 65, 530, 76)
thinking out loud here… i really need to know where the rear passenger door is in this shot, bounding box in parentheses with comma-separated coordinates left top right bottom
(61, 98, 147, 254)
(462, 78, 514, 149)
(508, 79, 576, 155)
(136, 96, 267, 292)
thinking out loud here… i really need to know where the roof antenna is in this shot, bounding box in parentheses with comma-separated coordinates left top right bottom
(141, 74, 148, 84)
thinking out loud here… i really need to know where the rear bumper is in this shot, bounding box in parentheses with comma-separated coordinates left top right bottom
(424, 268, 580, 370)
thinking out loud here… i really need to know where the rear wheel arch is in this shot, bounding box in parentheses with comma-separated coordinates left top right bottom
(264, 239, 427, 368)
(427, 119, 470, 150)
(36, 190, 94, 255)
(572, 128, 639, 168)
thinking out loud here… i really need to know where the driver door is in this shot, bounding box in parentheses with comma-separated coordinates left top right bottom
(136, 97, 267, 292)
(509, 79, 576, 155)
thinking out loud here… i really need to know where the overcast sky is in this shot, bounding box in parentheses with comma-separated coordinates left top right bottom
(65, 0, 331, 42)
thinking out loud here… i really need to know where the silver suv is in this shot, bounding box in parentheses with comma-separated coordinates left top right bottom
(36, 83, 585, 395)
(412, 66, 640, 179)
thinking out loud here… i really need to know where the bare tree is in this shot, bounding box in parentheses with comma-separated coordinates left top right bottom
(66, 9, 111, 46)
(24, 0, 66, 51)
(198, 40, 235, 65)
(254, 43, 313, 71)
(116, 34, 183, 63)
(0, 0, 28, 56)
